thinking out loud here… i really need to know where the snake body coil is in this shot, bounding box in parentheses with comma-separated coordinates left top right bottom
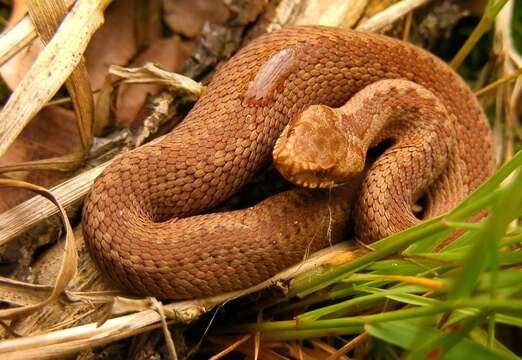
(82, 26, 494, 299)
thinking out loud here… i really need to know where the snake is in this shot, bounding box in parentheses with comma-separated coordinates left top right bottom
(82, 26, 494, 300)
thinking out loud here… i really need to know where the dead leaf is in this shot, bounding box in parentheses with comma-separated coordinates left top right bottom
(0, 106, 80, 212)
(115, 36, 195, 125)
(0, 40, 43, 90)
(162, 0, 230, 38)
(85, 0, 141, 91)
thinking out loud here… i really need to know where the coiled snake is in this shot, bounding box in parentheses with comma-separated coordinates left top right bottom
(82, 26, 494, 299)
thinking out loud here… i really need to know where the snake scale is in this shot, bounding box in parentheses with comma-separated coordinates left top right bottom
(82, 26, 494, 300)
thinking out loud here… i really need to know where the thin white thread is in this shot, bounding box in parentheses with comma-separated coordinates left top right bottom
(327, 186, 334, 246)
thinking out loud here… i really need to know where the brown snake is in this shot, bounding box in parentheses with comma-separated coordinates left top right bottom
(82, 26, 494, 300)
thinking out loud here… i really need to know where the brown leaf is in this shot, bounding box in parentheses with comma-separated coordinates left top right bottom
(85, 0, 140, 91)
(0, 107, 80, 211)
(162, 0, 230, 38)
(115, 36, 195, 125)
(0, 40, 43, 90)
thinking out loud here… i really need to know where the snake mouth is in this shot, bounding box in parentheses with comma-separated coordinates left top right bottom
(287, 167, 336, 189)
(273, 146, 343, 189)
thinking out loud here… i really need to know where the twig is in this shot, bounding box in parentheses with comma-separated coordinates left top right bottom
(357, 0, 431, 32)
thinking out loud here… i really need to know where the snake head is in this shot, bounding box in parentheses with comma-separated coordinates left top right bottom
(273, 104, 365, 189)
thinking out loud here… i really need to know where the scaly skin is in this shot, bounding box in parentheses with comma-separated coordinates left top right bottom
(82, 26, 494, 299)
(274, 79, 464, 241)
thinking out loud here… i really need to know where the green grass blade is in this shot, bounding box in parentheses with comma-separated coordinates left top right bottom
(408, 314, 487, 360)
(297, 285, 425, 321)
(367, 320, 516, 360)
(453, 150, 522, 211)
(450, 168, 522, 300)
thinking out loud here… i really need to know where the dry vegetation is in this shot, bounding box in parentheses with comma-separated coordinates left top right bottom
(0, 0, 520, 359)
